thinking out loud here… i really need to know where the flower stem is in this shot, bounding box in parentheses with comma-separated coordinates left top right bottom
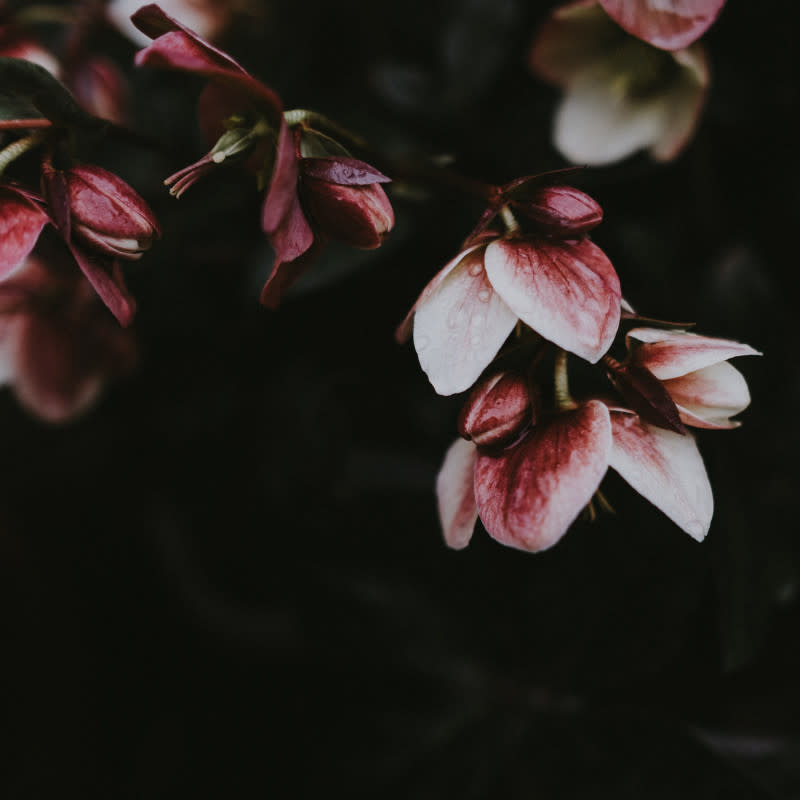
(499, 205, 519, 233)
(0, 132, 47, 177)
(554, 349, 575, 410)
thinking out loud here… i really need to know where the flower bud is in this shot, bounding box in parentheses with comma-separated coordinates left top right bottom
(515, 186, 602, 236)
(457, 371, 532, 448)
(302, 179, 394, 249)
(65, 166, 160, 260)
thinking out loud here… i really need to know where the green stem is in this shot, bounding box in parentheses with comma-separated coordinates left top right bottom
(0, 132, 47, 177)
(554, 350, 575, 411)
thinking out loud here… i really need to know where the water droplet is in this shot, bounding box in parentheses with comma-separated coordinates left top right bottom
(468, 262, 483, 277)
(470, 334, 482, 346)
(477, 288, 491, 302)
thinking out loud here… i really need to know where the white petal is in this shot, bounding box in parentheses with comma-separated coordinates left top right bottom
(609, 411, 713, 540)
(665, 361, 751, 428)
(413, 251, 518, 396)
(436, 438, 479, 550)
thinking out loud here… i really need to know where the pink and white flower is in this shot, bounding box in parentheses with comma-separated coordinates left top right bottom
(398, 199, 620, 396)
(437, 397, 714, 553)
(529, 0, 710, 165)
(625, 327, 760, 429)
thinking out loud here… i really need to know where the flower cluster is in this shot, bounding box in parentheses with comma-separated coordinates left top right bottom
(399, 185, 758, 552)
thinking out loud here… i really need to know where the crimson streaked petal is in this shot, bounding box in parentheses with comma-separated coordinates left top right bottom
(259, 236, 323, 310)
(474, 400, 612, 552)
(0, 189, 49, 280)
(663, 361, 751, 429)
(412, 250, 518, 396)
(598, 0, 727, 50)
(628, 328, 761, 379)
(484, 237, 620, 363)
(436, 438, 479, 550)
(609, 410, 713, 540)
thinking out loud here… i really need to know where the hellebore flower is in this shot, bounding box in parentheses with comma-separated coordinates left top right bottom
(0, 184, 50, 281)
(132, 4, 394, 308)
(598, 0, 728, 51)
(39, 162, 160, 326)
(625, 327, 761, 429)
(0, 254, 137, 423)
(530, 0, 709, 165)
(398, 185, 620, 396)
(438, 392, 714, 553)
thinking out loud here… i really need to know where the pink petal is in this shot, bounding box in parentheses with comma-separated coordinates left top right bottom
(395, 243, 488, 344)
(436, 438, 479, 550)
(412, 249, 518, 396)
(663, 361, 751, 429)
(262, 120, 300, 235)
(263, 184, 315, 265)
(11, 313, 104, 424)
(529, 1, 621, 87)
(484, 237, 620, 363)
(68, 246, 136, 327)
(649, 45, 709, 162)
(599, 0, 728, 51)
(474, 400, 612, 552)
(609, 410, 713, 540)
(301, 157, 390, 185)
(627, 328, 761, 379)
(259, 236, 323, 310)
(0, 189, 49, 281)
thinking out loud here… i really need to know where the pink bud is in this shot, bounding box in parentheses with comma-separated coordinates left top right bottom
(457, 371, 532, 448)
(515, 186, 602, 236)
(65, 166, 160, 260)
(302, 179, 394, 249)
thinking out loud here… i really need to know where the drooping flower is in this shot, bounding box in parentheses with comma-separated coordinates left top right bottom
(624, 327, 761, 429)
(397, 184, 620, 396)
(131, 4, 394, 308)
(0, 254, 137, 423)
(438, 393, 715, 553)
(598, 0, 728, 51)
(530, 0, 709, 165)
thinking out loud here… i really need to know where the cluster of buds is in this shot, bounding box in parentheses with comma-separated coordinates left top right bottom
(399, 182, 759, 552)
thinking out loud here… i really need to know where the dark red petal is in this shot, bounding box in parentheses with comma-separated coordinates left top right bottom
(0, 188, 49, 280)
(68, 246, 136, 327)
(259, 237, 324, 310)
(457, 371, 532, 447)
(301, 157, 390, 186)
(512, 185, 602, 237)
(474, 400, 612, 552)
(262, 120, 300, 235)
(599, 0, 727, 50)
(484, 237, 621, 363)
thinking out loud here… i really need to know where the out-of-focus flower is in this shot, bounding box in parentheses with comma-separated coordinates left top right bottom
(624, 327, 761, 429)
(438, 394, 714, 553)
(132, 4, 394, 308)
(107, 0, 234, 47)
(0, 24, 60, 77)
(0, 185, 50, 281)
(598, 0, 728, 51)
(397, 184, 619, 396)
(530, 0, 709, 165)
(0, 254, 136, 423)
(67, 56, 129, 125)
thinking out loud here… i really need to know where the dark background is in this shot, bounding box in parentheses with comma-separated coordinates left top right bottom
(2, 0, 798, 796)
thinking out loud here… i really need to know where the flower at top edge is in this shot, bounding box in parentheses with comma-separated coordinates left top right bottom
(530, 0, 710, 166)
(132, 4, 394, 309)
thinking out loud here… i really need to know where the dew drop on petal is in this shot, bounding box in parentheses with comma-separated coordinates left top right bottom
(470, 333, 482, 346)
(468, 261, 483, 277)
(477, 288, 491, 302)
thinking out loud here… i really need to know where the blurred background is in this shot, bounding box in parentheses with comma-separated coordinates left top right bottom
(2, 0, 798, 796)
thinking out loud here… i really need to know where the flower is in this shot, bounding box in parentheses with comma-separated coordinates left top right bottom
(624, 327, 761, 429)
(397, 185, 620, 396)
(132, 4, 394, 308)
(529, 0, 709, 165)
(0, 254, 137, 423)
(437, 396, 715, 553)
(0, 185, 50, 281)
(598, 0, 728, 51)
